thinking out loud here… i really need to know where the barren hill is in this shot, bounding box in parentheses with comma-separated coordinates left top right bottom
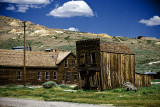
(0, 16, 160, 73)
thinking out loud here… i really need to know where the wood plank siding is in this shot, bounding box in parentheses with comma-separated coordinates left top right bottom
(135, 73, 151, 87)
(76, 39, 150, 91)
(0, 49, 77, 85)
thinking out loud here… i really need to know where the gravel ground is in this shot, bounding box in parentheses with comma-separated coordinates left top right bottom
(0, 97, 114, 107)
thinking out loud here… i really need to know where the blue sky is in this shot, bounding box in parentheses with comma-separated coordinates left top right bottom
(0, 0, 160, 39)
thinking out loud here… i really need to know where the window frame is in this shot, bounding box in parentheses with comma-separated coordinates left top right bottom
(74, 73, 77, 80)
(17, 71, 21, 80)
(91, 53, 96, 64)
(66, 73, 71, 82)
(65, 60, 68, 68)
(72, 60, 75, 68)
(53, 72, 57, 80)
(37, 72, 41, 80)
(46, 72, 49, 80)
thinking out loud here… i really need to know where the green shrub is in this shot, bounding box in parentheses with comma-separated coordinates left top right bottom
(42, 81, 57, 89)
(59, 84, 70, 89)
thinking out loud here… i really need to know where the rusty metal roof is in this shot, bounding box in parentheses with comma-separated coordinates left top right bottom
(100, 42, 135, 54)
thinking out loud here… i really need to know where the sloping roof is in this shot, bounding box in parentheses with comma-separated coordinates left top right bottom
(100, 42, 134, 54)
(143, 72, 157, 75)
(0, 49, 72, 67)
(56, 51, 73, 64)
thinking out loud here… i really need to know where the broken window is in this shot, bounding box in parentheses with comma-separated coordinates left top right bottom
(37, 72, 41, 80)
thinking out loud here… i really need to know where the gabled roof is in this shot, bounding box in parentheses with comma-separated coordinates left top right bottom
(100, 42, 135, 55)
(0, 49, 73, 67)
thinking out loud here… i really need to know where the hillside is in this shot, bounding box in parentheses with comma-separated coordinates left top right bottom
(0, 16, 160, 73)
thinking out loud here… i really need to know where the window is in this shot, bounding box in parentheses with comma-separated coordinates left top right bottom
(65, 60, 68, 68)
(91, 53, 96, 64)
(74, 73, 77, 80)
(53, 72, 57, 80)
(66, 73, 71, 82)
(17, 71, 21, 80)
(62, 72, 65, 80)
(37, 72, 41, 80)
(80, 53, 85, 64)
(72, 60, 75, 68)
(46, 72, 49, 80)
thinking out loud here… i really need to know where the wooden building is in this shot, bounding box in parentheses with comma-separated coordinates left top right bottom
(0, 49, 77, 85)
(76, 39, 150, 91)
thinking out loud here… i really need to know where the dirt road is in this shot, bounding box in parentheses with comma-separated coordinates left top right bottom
(0, 97, 114, 107)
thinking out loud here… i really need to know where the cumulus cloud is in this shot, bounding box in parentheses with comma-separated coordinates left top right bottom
(1, 0, 52, 12)
(64, 27, 79, 31)
(47, 1, 94, 18)
(139, 16, 160, 26)
(6, 4, 16, 10)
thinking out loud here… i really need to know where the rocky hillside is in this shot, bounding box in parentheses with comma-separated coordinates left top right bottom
(0, 16, 160, 73)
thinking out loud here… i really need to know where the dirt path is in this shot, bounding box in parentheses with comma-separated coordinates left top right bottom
(0, 97, 114, 107)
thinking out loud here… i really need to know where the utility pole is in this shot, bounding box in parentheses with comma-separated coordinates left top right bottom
(22, 21, 26, 86)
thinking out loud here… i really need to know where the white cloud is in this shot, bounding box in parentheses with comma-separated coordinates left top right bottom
(139, 16, 160, 26)
(6, 4, 15, 11)
(64, 27, 79, 31)
(47, 1, 94, 18)
(1, 0, 52, 12)
(16, 5, 29, 13)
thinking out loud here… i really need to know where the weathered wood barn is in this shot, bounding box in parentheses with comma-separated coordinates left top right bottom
(76, 39, 150, 90)
(0, 49, 77, 85)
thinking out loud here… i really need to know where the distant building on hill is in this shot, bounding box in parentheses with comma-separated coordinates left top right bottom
(138, 36, 157, 40)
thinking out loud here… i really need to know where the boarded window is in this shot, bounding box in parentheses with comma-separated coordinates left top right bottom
(74, 73, 77, 80)
(53, 72, 57, 80)
(72, 60, 75, 68)
(17, 71, 21, 80)
(65, 60, 68, 68)
(37, 72, 41, 80)
(66, 73, 71, 82)
(46, 72, 49, 80)
(91, 53, 96, 64)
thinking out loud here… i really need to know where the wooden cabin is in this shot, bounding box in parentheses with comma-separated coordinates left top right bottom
(76, 39, 150, 91)
(0, 49, 77, 85)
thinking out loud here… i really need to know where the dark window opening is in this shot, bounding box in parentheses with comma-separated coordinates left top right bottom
(46, 72, 49, 80)
(66, 73, 71, 82)
(62, 72, 65, 80)
(17, 71, 21, 80)
(91, 53, 96, 64)
(72, 60, 75, 68)
(65, 60, 68, 68)
(74, 73, 77, 80)
(53, 72, 57, 80)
